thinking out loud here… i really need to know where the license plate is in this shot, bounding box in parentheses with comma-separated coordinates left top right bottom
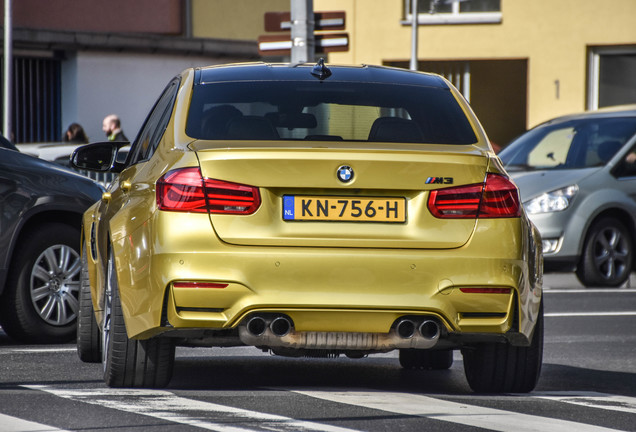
(283, 195, 406, 222)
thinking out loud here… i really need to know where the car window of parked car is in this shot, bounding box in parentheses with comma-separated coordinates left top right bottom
(500, 117, 636, 171)
(128, 77, 181, 166)
(185, 81, 477, 145)
(611, 141, 636, 178)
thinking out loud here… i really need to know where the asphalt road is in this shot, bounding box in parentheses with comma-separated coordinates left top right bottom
(0, 273, 635, 432)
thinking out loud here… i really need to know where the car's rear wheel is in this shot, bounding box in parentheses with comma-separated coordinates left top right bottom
(399, 349, 454, 370)
(102, 248, 174, 388)
(0, 223, 81, 343)
(77, 246, 101, 362)
(576, 217, 633, 287)
(461, 302, 543, 393)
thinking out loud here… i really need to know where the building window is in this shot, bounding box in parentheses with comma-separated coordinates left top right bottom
(588, 46, 636, 110)
(404, 0, 502, 25)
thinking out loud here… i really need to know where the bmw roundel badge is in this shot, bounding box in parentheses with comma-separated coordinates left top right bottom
(337, 165, 354, 183)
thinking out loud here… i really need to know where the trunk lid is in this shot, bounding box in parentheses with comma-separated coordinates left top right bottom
(193, 142, 489, 249)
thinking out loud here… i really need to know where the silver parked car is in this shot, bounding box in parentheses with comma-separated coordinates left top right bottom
(499, 105, 636, 287)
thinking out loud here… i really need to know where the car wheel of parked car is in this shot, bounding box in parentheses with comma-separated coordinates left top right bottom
(576, 217, 633, 288)
(102, 248, 175, 388)
(77, 247, 101, 362)
(399, 349, 454, 370)
(0, 223, 81, 343)
(462, 302, 543, 393)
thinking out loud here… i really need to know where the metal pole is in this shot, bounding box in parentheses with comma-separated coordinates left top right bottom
(3, 0, 13, 141)
(410, 0, 418, 70)
(291, 0, 315, 64)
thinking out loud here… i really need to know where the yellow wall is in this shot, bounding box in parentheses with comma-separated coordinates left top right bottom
(316, 0, 636, 128)
(192, 0, 289, 40)
(192, 0, 636, 131)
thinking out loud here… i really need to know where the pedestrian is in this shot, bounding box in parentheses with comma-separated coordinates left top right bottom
(63, 123, 89, 144)
(102, 114, 129, 142)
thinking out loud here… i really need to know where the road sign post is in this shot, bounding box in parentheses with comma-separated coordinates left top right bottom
(259, 8, 348, 59)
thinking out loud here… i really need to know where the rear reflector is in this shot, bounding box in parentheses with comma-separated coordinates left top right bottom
(173, 282, 228, 289)
(427, 173, 520, 218)
(460, 287, 512, 294)
(157, 167, 260, 214)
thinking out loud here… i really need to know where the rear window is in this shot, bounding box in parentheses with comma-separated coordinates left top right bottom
(185, 81, 477, 145)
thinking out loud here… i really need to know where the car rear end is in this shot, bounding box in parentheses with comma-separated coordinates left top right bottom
(147, 64, 541, 352)
(91, 63, 542, 392)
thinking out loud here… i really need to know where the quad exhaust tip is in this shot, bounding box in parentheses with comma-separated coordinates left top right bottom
(245, 315, 293, 337)
(270, 316, 292, 337)
(246, 316, 267, 336)
(396, 318, 440, 340)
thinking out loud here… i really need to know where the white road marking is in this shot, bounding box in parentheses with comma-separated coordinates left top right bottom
(545, 311, 636, 317)
(24, 385, 359, 432)
(531, 391, 636, 415)
(292, 389, 624, 432)
(4, 347, 76, 354)
(544, 289, 636, 294)
(0, 413, 69, 431)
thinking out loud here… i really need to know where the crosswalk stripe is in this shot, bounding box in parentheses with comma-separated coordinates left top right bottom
(292, 389, 624, 432)
(545, 311, 636, 317)
(0, 413, 69, 432)
(531, 391, 636, 414)
(24, 385, 359, 432)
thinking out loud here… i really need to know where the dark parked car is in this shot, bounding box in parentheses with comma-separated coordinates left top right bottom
(0, 136, 104, 343)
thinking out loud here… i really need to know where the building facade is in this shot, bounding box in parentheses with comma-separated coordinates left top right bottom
(2, 0, 635, 147)
(0, 0, 257, 143)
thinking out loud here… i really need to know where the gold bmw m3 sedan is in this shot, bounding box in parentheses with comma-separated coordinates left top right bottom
(73, 61, 543, 393)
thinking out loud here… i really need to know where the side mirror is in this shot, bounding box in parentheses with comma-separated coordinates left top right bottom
(71, 142, 128, 173)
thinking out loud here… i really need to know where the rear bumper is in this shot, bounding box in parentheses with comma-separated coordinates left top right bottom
(106, 211, 542, 348)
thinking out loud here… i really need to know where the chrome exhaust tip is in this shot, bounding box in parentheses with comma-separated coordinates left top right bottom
(418, 320, 440, 340)
(396, 319, 417, 339)
(270, 316, 292, 337)
(246, 316, 267, 336)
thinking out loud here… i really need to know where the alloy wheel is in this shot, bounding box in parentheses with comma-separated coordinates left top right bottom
(29, 244, 81, 326)
(592, 226, 630, 281)
(101, 252, 114, 370)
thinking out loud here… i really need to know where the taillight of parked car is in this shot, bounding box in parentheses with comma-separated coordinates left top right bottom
(156, 167, 261, 215)
(428, 173, 520, 219)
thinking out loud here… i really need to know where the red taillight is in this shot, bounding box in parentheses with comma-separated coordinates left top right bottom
(157, 168, 207, 213)
(204, 179, 261, 215)
(156, 167, 260, 215)
(460, 287, 512, 294)
(427, 173, 520, 219)
(173, 282, 228, 289)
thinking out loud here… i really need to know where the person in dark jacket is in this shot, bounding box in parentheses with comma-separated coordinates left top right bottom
(63, 123, 89, 144)
(102, 114, 129, 142)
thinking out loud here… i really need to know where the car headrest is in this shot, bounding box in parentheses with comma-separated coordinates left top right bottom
(225, 116, 280, 140)
(598, 140, 622, 162)
(368, 117, 424, 143)
(201, 105, 243, 139)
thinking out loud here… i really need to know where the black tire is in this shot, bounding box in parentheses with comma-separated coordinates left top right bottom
(399, 349, 454, 370)
(0, 223, 81, 343)
(576, 217, 633, 287)
(102, 249, 174, 388)
(461, 302, 543, 393)
(77, 247, 101, 362)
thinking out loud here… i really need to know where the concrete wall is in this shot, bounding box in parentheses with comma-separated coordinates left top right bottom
(61, 52, 242, 143)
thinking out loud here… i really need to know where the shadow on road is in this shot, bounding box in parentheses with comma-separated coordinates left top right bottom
(168, 354, 636, 397)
